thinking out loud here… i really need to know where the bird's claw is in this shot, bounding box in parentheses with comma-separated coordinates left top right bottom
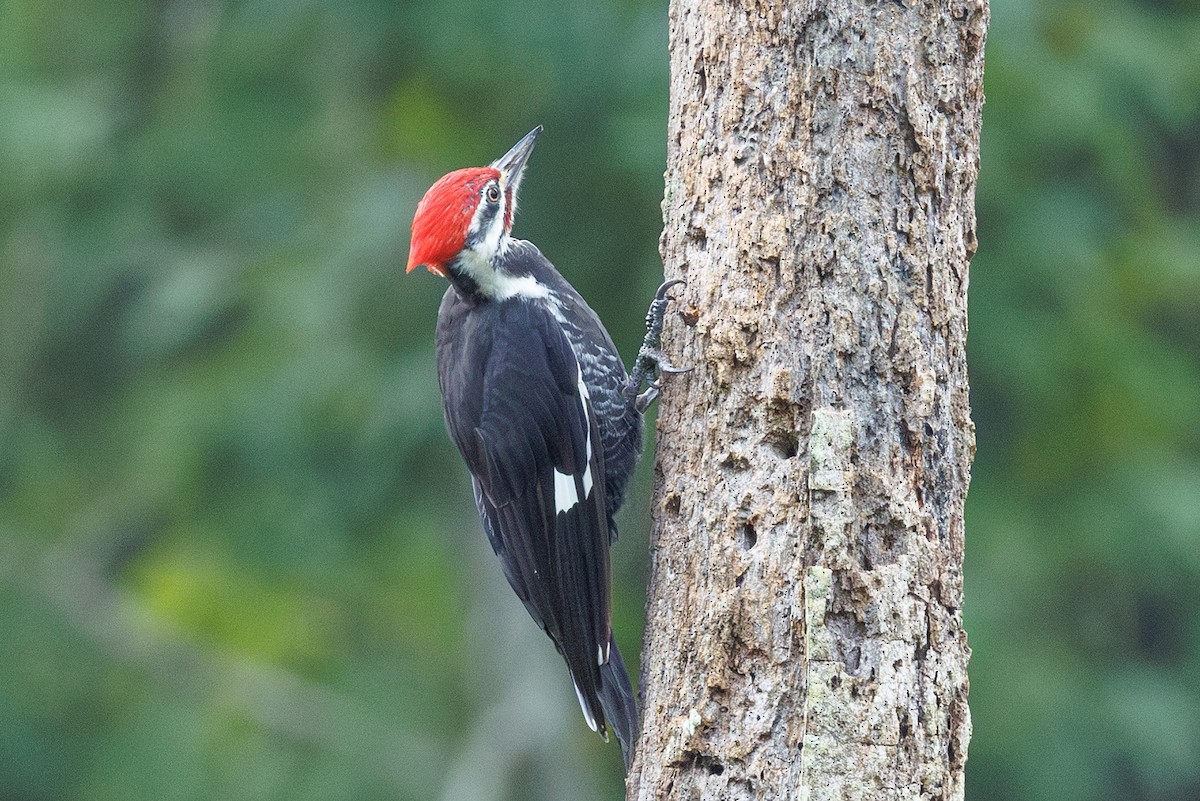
(654, 279, 686, 302)
(638, 347, 691, 375)
(626, 280, 690, 409)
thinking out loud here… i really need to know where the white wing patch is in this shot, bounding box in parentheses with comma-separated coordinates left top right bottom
(552, 355, 596, 516)
(553, 468, 578, 514)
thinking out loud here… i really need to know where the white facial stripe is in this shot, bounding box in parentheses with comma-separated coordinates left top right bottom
(480, 198, 506, 259)
(456, 244, 556, 301)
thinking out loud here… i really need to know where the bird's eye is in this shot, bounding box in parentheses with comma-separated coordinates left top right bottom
(485, 185, 501, 204)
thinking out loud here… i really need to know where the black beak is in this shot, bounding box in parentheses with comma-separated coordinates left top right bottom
(492, 125, 542, 197)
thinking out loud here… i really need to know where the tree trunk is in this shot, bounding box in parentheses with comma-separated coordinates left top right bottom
(631, 1, 986, 799)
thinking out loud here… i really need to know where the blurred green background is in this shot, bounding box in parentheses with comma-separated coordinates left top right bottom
(0, 0, 1196, 799)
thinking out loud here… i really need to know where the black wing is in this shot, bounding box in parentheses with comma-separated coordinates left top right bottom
(437, 297, 613, 735)
(501, 241, 644, 532)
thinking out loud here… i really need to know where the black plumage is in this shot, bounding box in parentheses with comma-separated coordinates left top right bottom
(435, 240, 640, 766)
(407, 128, 658, 769)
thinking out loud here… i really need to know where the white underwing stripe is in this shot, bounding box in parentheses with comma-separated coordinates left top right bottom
(576, 365, 595, 497)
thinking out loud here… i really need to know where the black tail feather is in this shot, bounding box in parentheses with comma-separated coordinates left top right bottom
(598, 635, 639, 770)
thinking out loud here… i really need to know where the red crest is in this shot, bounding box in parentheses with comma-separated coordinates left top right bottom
(406, 167, 500, 276)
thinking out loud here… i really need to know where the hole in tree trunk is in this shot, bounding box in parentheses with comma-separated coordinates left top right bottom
(740, 522, 757, 550)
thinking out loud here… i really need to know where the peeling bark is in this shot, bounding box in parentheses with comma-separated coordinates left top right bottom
(631, 1, 986, 798)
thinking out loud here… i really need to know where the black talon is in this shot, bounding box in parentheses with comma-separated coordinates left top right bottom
(655, 279, 685, 301)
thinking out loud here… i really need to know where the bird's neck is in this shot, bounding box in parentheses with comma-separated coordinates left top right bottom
(449, 239, 554, 304)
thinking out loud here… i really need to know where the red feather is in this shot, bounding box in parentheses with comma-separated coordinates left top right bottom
(407, 167, 500, 275)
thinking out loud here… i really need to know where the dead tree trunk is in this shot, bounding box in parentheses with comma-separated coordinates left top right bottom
(631, 1, 986, 798)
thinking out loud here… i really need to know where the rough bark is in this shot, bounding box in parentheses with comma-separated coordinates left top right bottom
(631, 1, 986, 799)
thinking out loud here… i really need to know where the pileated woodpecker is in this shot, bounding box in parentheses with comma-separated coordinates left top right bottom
(405, 126, 680, 768)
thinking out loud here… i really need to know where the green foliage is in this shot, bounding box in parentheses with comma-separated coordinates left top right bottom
(1, 0, 663, 798)
(0, 0, 1195, 799)
(967, 1, 1200, 799)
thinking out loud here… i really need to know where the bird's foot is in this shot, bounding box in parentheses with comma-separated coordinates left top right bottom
(626, 279, 690, 411)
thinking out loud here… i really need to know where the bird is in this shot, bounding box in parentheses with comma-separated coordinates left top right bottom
(404, 125, 682, 769)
